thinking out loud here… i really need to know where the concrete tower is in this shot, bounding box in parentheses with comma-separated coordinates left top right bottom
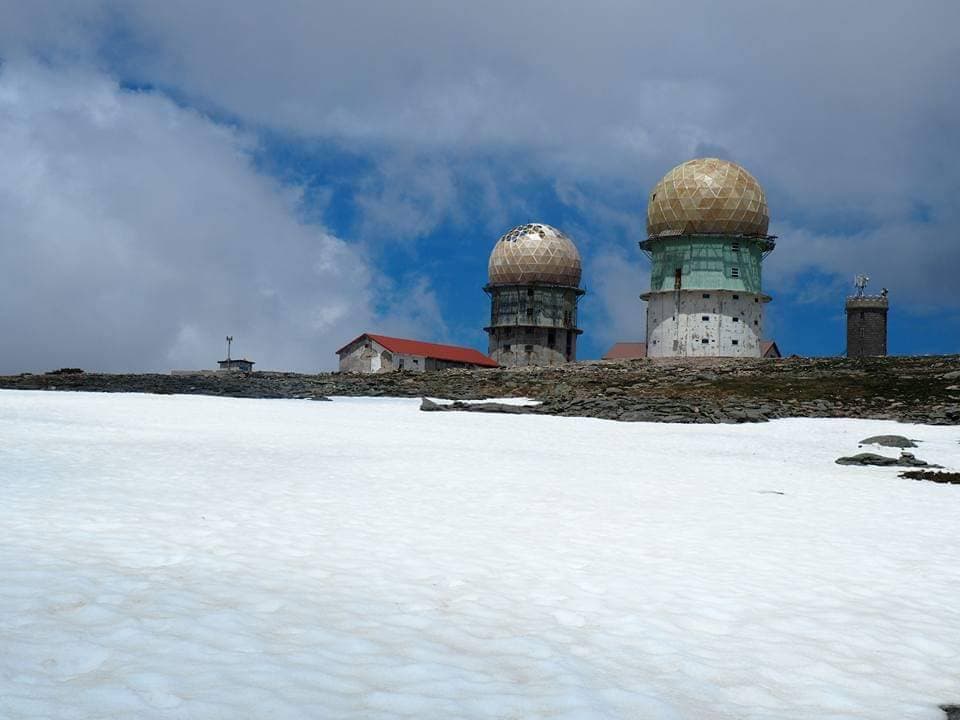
(484, 223, 584, 367)
(846, 277, 888, 357)
(640, 158, 776, 357)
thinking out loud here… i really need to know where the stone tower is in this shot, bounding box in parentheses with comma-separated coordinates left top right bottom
(846, 279, 888, 357)
(640, 158, 776, 357)
(484, 223, 584, 367)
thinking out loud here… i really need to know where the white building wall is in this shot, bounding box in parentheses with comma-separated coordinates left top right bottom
(338, 339, 395, 373)
(393, 353, 428, 373)
(646, 290, 765, 358)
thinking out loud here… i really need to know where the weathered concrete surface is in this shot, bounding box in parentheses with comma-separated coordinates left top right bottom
(3, 354, 960, 425)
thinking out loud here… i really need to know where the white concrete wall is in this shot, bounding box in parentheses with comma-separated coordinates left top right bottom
(646, 290, 765, 358)
(393, 353, 428, 373)
(337, 339, 395, 373)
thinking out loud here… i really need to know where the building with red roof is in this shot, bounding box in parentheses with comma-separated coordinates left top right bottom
(336, 333, 499, 373)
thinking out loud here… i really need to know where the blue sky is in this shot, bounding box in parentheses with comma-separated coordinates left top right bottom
(0, 1, 958, 372)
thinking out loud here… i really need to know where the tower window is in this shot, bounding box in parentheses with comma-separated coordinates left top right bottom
(731, 242, 740, 251)
(674, 268, 682, 290)
(732, 294, 739, 300)
(527, 288, 535, 297)
(733, 317, 740, 323)
(701, 338, 709, 344)
(701, 315, 709, 321)
(702, 293, 710, 299)
(754, 298, 759, 303)
(525, 344, 534, 352)
(731, 267, 740, 278)
(547, 329, 556, 348)
(754, 320, 758, 325)
(732, 339, 739, 346)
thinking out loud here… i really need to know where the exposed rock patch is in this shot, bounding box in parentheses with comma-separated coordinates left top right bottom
(3, 354, 960, 426)
(859, 435, 917, 448)
(900, 471, 960, 485)
(835, 452, 941, 468)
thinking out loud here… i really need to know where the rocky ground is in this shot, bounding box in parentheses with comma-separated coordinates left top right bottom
(3, 355, 960, 425)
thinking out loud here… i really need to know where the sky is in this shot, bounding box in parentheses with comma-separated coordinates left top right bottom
(0, 1, 958, 373)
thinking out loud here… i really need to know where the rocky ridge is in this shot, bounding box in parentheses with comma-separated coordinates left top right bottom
(2, 355, 959, 425)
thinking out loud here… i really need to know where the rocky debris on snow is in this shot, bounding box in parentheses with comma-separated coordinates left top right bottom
(942, 705, 960, 720)
(859, 434, 918, 448)
(420, 398, 538, 415)
(3, 354, 960, 426)
(835, 452, 941, 468)
(900, 471, 960, 485)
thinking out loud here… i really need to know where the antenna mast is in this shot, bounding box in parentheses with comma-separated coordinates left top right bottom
(854, 274, 869, 298)
(226, 336, 233, 362)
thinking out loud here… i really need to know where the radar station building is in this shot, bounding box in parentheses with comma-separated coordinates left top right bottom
(484, 223, 584, 367)
(640, 158, 776, 357)
(846, 278, 888, 358)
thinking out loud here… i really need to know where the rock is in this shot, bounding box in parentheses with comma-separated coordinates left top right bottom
(901, 471, 960, 485)
(836, 453, 899, 466)
(860, 435, 917, 448)
(835, 452, 941, 468)
(419, 398, 537, 415)
(941, 704, 960, 720)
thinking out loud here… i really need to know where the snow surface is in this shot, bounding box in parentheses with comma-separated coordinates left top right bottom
(1, 390, 959, 720)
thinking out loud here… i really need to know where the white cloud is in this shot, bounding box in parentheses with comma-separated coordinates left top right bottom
(1, 1, 959, 364)
(0, 61, 437, 373)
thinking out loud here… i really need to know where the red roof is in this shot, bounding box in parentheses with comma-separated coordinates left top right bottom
(336, 333, 499, 368)
(603, 342, 647, 360)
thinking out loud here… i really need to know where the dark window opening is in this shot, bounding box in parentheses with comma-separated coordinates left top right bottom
(527, 288, 535, 297)
(701, 315, 709, 321)
(702, 293, 710, 299)
(732, 339, 739, 346)
(731, 267, 740, 278)
(733, 317, 740, 323)
(731, 242, 740, 251)
(674, 268, 682, 290)
(701, 338, 709, 344)
(565, 333, 573, 360)
(754, 298, 759, 303)
(525, 344, 534, 353)
(754, 320, 759, 325)
(732, 294, 739, 300)
(547, 329, 556, 348)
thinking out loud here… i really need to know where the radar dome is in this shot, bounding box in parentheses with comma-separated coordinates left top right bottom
(647, 158, 769, 238)
(488, 223, 582, 287)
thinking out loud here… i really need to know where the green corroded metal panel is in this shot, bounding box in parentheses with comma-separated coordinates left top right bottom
(648, 236, 765, 293)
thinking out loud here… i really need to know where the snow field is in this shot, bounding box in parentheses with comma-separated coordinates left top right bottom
(1, 390, 959, 719)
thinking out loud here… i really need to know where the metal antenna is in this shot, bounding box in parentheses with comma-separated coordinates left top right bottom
(226, 336, 233, 361)
(854, 274, 869, 297)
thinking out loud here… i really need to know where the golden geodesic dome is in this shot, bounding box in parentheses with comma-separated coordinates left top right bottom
(488, 223, 582, 287)
(646, 158, 769, 237)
